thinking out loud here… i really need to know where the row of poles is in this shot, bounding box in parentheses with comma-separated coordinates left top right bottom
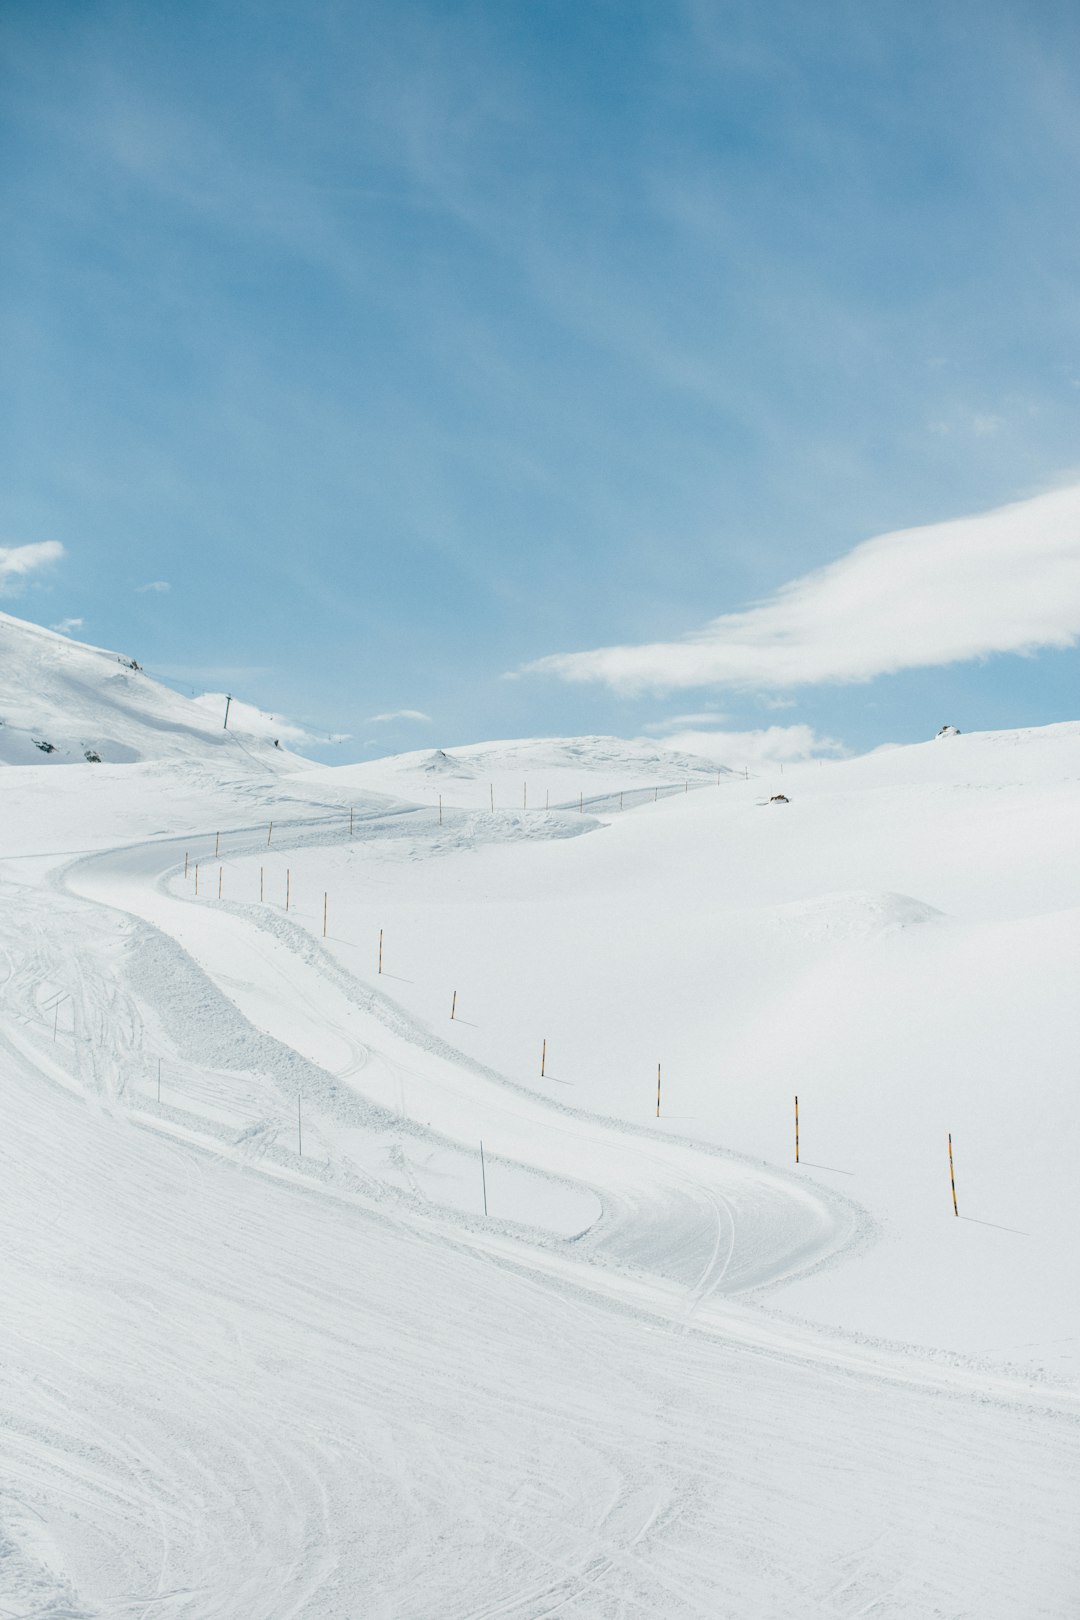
(182, 802, 969, 1219)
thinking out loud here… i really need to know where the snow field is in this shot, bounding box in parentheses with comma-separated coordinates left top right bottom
(2, 699, 1079, 1614)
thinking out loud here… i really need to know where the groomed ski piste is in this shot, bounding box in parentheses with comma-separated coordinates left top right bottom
(2, 612, 1078, 1617)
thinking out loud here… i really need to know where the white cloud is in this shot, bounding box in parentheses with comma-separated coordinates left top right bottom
(522, 483, 1080, 694)
(0, 541, 64, 596)
(136, 580, 171, 593)
(365, 708, 433, 725)
(642, 710, 728, 734)
(50, 617, 84, 635)
(649, 725, 844, 766)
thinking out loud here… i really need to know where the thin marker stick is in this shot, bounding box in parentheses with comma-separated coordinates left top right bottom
(948, 1133, 958, 1216)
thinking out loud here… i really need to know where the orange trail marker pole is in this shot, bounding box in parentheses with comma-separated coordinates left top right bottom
(194, 863, 199, 895)
(349, 806, 354, 836)
(215, 831, 220, 857)
(286, 869, 291, 911)
(323, 893, 328, 938)
(218, 866, 223, 899)
(184, 851, 188, 878)
(656, 1063, 661, 1118)
(795, 1094, 799, 1163)
(948, 1133, 958, 1216)
(378, 928, 383, 974)
(541, 1039, 546, 1078)
(451, 990, 457, 1020)
(267, 821, 273, 846)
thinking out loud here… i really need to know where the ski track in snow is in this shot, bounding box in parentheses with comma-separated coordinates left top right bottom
(2, 799, 1078, 1616)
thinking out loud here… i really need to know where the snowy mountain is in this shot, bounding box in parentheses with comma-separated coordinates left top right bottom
(1, 643, 1078, 1616)
(0, 610, 304, 766)
(311, 732, 734, 812)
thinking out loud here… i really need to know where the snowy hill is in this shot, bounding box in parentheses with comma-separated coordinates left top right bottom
(317, 733, 733, 811)
(0, 610, 305, 766)
(1, 686, 1078, 1615)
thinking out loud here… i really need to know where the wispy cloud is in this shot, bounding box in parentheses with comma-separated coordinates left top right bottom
(649, 724, 843, 766)
(365, 708, 433, 725)
(0, 541, 64, 596)
(50, 616, 84, 635)
(642, 710, 728, 734)
(524, 484, 1080, 694)
(136, 580, 171, 593)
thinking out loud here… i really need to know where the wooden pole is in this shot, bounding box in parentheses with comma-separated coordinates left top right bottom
(438, 794, 442, 825)
(948, 1133, 958, 1216)
(378, 928, 383, 974)
(795, 1094, 799, 1164)
(323, 892, 328, 937)
(480, 1139, 488, 1216)
(541, 1039, 546, 1078)
(194, 863, 199, 895)
(267, 820, 273, 846)
(451, 990, 456, 1020)
(218, 866, 223, 899)
(215, 831, 220, 857)
(579, 791, 583, 812)
(286, 869, 291, 911)
(656, 1063, 661, 1118)
(620, 792, 623, 810)
(184, 851, 188, 877)
(349, 806, 354, 836)
(545, 790, 549, 811)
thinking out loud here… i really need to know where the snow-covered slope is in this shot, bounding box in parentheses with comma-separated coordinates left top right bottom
(0, 611, 304, 766)
(1, 706, 1078, 1616)
(320, 733, 733, 811)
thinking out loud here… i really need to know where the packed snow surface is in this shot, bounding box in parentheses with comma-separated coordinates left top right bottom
(1, 615, 1078, 1616)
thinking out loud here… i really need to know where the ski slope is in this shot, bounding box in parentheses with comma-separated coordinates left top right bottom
(1, 615, 1078, 1616)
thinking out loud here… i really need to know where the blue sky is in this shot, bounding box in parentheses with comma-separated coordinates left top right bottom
(4, 0, 1080, 764)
